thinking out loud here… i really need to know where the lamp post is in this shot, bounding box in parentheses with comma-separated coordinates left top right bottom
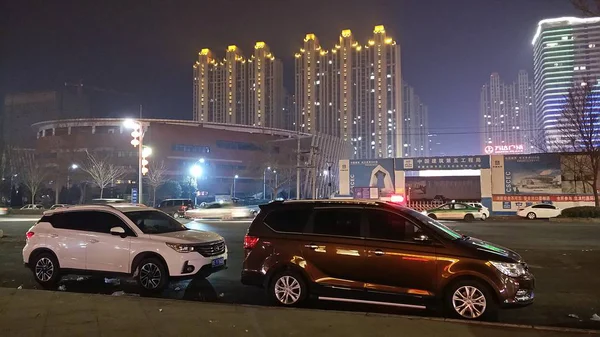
(124, 119, 145, 204)
(263, 166, 271, 199)
(190, 164, 203, 205)
(233, 174, 239, 198)
(273, 170, 278, 200)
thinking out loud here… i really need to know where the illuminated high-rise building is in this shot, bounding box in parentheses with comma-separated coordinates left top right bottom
(480, 71, 534, 154)
(295, 25, 402, 159)
(532, 17, 600, 150)
(193, 43, 283, 128)
(402, 82, 429, 157)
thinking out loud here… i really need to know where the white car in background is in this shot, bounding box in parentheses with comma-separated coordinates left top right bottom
(517, 204, 561, 219)
(185, 202, 256, 220)
(467, 202, 490, 221)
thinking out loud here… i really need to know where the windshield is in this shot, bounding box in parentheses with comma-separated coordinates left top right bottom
(124, 210, 188, 234)
(394, 206, 462, 240)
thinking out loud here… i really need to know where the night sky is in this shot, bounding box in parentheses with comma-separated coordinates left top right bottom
(3, 0, 579, 155)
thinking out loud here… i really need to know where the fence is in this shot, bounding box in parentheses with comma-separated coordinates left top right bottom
(407, 200, 480, 212)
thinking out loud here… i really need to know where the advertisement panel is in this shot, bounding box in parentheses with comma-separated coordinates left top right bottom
(504, 154, 562, 194)
(395, 155, 490, 171)
(349, 159, 395, 197)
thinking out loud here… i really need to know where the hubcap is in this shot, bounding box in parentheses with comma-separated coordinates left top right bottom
(140, 263, 162, 289)
(274, 276, 301, 305)
(35, 257, 54, 282)
(528, 213, 535, 219)
(452, 286, 487, 319)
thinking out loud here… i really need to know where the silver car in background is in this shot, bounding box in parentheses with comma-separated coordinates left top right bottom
(185, 202, 257, 220)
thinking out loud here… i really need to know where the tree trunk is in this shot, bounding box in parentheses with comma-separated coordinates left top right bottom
(152, 186, 157, 206)
(100, 187, 104, 199)
(593, 172, 599, 207)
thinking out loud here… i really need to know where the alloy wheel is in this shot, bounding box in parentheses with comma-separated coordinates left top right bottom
(452, 285, 487, 319)
(140, 263, 162, 289)
(274, 275, 301, 305)
(35, 257, 54, 282)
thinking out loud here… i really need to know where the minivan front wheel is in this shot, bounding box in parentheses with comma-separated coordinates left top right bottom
(269, 271, 307, 306)
(445, 280, 497, 320)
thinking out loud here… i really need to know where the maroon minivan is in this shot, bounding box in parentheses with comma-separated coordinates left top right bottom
(241, 200, 534, 320)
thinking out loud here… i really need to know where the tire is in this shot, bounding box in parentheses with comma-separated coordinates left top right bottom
(268, 270, 308, 307)
(172, 212, 180, 219)
(480, 213, 487, 221)
(428, 214, 437, 220)
(136, 258, 168, 292)
(464, 214, 474, 222)
(527, 212, 537, 220)
(31, 252, 61, 288)
(445, 279, 498, 320)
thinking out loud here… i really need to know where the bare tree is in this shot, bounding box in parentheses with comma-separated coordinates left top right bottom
(82, 151, 126, 199)
(572, 0, 600, 16)
(19, 151, 47, 204)
(548, 78, 600, 206)
(146, 160, 168, 206)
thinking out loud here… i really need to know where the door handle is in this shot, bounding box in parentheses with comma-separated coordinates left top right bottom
(88, 239, 99, 244)
(374, 249, 385, 256)
(304, 244, 318, 250)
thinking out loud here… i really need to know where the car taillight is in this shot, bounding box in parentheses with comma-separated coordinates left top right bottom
(26, 231, 34, 240)
(243, 235, 259, 249)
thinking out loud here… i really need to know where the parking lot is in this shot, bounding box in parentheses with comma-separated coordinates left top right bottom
(1, 216, 599, 330)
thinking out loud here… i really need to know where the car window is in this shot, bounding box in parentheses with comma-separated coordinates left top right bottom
(264, 207, 311, 233)
(124, 210, 187, 234)
(366, 210, 422, 242)
(310, 209, 362, 237)
(453, 204, 467, 210)
(51, 211, 133, 235)
(438, 204, 451, 210)
(207, 204, 221, 209)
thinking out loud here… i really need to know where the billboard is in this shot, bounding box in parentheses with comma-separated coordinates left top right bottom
(395, 155, 490, 171)
(484, 144, 525, 155)
(349, 159, 395, 197)
(504, 154, 562, 194)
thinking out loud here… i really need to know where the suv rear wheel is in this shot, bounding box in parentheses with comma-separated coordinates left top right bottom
(269, 270, 307, 306)
(136, 258, 168, 292)
(445, 280, 497, 320)
(32, 252, 60, 288)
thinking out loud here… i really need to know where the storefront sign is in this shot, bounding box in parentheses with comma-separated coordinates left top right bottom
(484, 144, 525, 155)
(493, 195, 595, 202)
(396, 156, 490, 171)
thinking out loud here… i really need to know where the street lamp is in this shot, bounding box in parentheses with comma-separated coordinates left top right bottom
(124, 119, 146, 204)
(272, 170, 278, 200)
(263, 166, 271, 199)
(233, 174, 239, 198)
(190, 164, 203, 178)
(67, 164, 79, 189)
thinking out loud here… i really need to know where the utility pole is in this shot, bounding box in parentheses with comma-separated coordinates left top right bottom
(296, 135, 301, 199)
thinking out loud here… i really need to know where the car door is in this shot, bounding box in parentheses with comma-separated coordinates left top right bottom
(433, 204, 452, 220)
(43, 212, 88, 270)
(73, 211, 133, 273)
(363, 208, 437, 298)
(531, 205, 548, 218)
(452, 203, 469, 219)
(301, 207, 367, 290)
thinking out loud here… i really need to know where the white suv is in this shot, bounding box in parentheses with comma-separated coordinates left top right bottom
(23, 204, 227, 291)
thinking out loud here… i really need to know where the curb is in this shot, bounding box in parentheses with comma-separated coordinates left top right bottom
(550, 218, 600, 223)
(5, 288, 599, 335)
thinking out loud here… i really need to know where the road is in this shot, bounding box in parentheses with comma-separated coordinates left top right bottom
(1, 215, 599, 330)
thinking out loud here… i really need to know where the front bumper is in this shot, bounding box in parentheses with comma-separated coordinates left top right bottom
(171, 259, 228, 280)
(500, 273, 535, 308)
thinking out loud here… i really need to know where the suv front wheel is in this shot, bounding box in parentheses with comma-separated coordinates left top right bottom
(136, 258, 168, 292)
(32, 252, 61, 288)
(269, 270, 307, 306)
(445, 280, 498, 320)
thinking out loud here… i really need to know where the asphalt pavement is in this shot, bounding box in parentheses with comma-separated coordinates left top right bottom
(1, 215, 600, 331)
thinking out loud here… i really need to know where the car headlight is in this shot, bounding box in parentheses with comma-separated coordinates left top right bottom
(421, 210, 427, 215)
(166, 243, 194, 253)
(489, 261, 526, 277)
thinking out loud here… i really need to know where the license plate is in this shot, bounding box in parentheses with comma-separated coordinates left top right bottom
(211, 257, 224, 267)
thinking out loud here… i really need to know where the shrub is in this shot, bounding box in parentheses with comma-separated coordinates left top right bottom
(561, 206, 600, 218)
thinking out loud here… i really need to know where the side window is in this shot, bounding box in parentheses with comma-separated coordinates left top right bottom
(439, 204, 451, 210)
(454, 204, 467, 210)
(167, 200, 174, 207)
(52, 211, 132, 235)
(264, 207, 311, 233)
(310, 209, 362, 237)
(366, 210, 421, 242)
(532, 205, 542, 209)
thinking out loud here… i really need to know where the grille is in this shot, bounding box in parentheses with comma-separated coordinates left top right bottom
(193, 240, 226, 257)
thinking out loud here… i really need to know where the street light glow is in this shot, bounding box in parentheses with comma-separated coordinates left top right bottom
(190, 164, 203, 178)
(199, 158, 205, 163)
(234, 174, 239, 179)
(323, 170, 328, 176)
(123, 119, 139, 129)
(71, 164, 78, 170)
(267, 166, 271, 170)
(142, 146, 152, 157)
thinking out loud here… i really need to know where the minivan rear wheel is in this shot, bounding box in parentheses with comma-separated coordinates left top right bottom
(445, 280, 497, 320)
(269, 270, 307, 307)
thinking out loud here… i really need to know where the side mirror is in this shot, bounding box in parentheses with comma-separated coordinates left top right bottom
(110, 227, 126, 236)
(413, 234, 429, 242)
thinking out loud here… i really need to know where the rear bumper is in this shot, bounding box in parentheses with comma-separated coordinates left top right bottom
(241, 270, 266, 287)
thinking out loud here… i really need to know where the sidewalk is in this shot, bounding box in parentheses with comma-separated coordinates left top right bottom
(0, 288, 596, 337)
